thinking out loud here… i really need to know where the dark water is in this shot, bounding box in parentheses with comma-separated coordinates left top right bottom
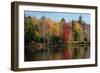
(24, 43, 90, 61)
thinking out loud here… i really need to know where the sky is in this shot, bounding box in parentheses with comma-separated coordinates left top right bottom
(24, 11, 90, 24)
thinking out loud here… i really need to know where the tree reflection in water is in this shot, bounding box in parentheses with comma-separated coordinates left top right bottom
(24, 43, 90, 61)
(72, 44, 90, 59)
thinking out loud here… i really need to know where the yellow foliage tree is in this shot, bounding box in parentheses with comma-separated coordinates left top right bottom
(72, 21, 84, 41)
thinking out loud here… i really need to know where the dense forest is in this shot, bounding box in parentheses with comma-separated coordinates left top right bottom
(24, 15, 90, 61)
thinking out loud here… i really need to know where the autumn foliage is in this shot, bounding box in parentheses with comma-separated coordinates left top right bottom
(24, 16, 90, 61)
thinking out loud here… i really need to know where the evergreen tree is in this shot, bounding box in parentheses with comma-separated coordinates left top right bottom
(79, 15, 82, 25)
